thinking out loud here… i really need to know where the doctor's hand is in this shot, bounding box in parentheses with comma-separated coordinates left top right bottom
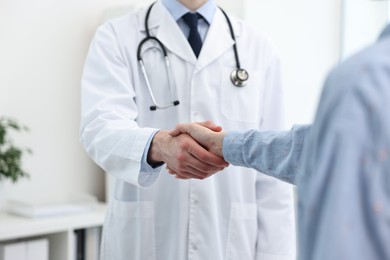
(167, 121, 227, 179)
(147, 129, 228, 180)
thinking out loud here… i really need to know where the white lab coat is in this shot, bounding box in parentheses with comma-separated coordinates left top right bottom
(80, 1, 296, 260)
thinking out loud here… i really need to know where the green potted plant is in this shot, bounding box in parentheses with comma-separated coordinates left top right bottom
(0, 117, 31, 209)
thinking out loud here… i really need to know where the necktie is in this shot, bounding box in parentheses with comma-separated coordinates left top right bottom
(182, 12, 202, 58)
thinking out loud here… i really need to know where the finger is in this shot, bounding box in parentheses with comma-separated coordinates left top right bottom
(188, 142, 228, 168)
(169, 123, 190, 137)
(185, 154, 226, 174)
(175, 166, 211, 180)
(166, 166, 175, 175)
(178, 155, 222, 179)
(166, 167, 196, 179)
(166, 168, 191, 180)
(170, 167, 206, 180)
(175, 141, 228, 173)
(187, 160, 224, 178)
(166, 153, 217, 179)
(175, 175, 190, 180)
(169, 154, 221, 179)
(167, 167, 201, 180)
(196, 121, 222, 132)
(169, 121, 221, 138)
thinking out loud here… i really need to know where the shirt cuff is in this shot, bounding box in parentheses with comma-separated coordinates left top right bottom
(139, 130, 164, 187)
(222, 130, 248, 166)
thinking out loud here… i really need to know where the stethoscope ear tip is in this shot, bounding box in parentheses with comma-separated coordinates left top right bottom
(149, 101, 179, 111)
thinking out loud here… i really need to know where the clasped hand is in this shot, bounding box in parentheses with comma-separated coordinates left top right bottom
(147, 121, 227, 180)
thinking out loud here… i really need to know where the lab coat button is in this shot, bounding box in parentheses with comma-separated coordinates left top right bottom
(193, 199, 199, 205)
(191, 244, 198, 250)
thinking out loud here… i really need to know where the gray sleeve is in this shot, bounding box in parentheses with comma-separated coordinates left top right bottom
(222, 125, 311, 185)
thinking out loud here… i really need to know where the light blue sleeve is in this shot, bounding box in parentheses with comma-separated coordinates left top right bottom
(222, 125, 311, 185)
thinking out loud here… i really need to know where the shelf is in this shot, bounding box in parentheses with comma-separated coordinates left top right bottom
(0, 203, 106, 260)
(0, 203, 106, 241)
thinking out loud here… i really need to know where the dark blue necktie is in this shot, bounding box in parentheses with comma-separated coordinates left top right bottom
(182, 12, 202, 58)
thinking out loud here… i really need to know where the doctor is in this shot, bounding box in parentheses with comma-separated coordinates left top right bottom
(80, 0, 296, 259)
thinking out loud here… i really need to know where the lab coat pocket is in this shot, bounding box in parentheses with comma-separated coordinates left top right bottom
(220, 68, 263, 124)
(102, 199, 156, 260)
(226, 202, 257, 260)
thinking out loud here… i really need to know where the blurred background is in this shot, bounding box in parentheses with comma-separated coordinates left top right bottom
(0, 0, 389, 258)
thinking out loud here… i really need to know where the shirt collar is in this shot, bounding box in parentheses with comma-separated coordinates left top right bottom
(161, 0, 217, 24)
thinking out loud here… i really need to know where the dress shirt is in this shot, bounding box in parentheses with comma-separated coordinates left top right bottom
(162, 0, 216, 41)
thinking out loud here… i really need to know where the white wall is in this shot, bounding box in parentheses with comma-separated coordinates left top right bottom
(245, 0, 341, 126)
(389, 1, 390, 20)
(244, 0, 390, 126)
(0, 0, 141, 203)
(341, 0, 389, 60)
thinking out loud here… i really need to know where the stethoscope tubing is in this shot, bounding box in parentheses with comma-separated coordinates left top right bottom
(219, 8, 241, 70)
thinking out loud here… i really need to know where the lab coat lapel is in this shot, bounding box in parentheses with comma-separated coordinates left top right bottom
(195, 9, 238, 72)
(143, 1, 197, 65)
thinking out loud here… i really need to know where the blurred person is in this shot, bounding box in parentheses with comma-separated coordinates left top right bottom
(170, 24, 390, 260)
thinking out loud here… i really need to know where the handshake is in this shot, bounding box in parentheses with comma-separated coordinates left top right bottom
(147, 121, 229, 180)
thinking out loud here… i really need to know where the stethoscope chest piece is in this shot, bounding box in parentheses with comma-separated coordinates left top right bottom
(231, 68, 249, 87)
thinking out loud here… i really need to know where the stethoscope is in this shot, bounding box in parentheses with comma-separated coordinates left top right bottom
(137, 2, 249, 111)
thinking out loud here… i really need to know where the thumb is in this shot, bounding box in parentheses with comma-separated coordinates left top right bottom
(196, 121, 222, 132)
(169, 121, 222, 137)
(169, 123, 190, 137)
